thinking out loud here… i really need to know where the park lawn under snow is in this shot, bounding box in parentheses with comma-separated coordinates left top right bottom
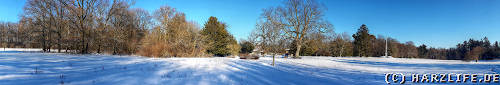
(0, 48, 499, 85)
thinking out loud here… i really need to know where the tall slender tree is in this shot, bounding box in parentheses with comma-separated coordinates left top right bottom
(352, 24, 375, 57)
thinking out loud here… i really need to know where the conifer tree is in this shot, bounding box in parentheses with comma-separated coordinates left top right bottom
(417, 44, 428, 58)
(201, 16, 236, 56)
(352, 24, 375, 57)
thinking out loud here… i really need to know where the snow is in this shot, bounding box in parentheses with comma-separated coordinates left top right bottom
(1, 48, 42, 52)
(267, 56, 500, 74)
(1, 49, 499, 85)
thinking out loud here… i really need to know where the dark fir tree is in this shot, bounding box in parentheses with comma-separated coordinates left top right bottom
(417, 44, 429, 58)
(201, 16, 235, 56)
(495, 41, 500, 59)
(352, 24, 375, 57)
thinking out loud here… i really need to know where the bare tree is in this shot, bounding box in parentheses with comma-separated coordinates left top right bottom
(253, 19, 284, 65)
(21, 0, 62, 52)
(63, 0, 106, 53)
(262, 0, 332, 58)
(0, 22, 6, 49)
(330, 32, 352, 57)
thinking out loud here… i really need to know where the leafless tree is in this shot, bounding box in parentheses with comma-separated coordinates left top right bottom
(330, 32, 352, 57)
(262, 0, 332, 58)
(253, 19, 284, 65)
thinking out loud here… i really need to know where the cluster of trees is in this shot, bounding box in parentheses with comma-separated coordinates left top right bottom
(410, 37, 500, 61)
(0, 0, 238, 57)
(249, 0, 500, 61)
(0, 22, 32, 48)
(441, 38, 500, 61)
(137, 5, 206, 57)
(4, 0, 149, 54)
(254, 17, 500, 61)
(356, 25, 500, 61)
(348, 24, 420, 58)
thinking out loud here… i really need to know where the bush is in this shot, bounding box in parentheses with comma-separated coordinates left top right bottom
(138, 43, 167, 57)
(239, 41, 254, 54)
(239, 53, 259, 59)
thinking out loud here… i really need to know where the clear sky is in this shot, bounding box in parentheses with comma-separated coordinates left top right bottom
(1, 0, 499, 48)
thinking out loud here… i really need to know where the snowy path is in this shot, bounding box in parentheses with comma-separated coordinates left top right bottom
(0, 50, 499, 85)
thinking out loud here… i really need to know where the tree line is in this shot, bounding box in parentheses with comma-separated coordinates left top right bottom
(249, 0, 500, 61)
(1, 0, 499, 60)
(0, 0, 238, 57)
(251, 19, 500, 61)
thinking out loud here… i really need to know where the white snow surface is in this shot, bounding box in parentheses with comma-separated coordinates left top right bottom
(1, 49, 499, 85)
(1, 48, 43, 52)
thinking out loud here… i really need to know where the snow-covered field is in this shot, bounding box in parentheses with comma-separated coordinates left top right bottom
(1, 48, 499, 85)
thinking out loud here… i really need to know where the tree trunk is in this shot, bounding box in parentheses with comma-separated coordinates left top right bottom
(272, 54, 275, 66)
(57, 39, 61, 53)
(42, 29, 47, 52)
(295, 41, 301, 59)
(340, 44, 344, 57)
(58, 45, 61, 53)
(97, 44, 101, 53)
(81, 30, 85, 54)
(85, 42, 89, 54)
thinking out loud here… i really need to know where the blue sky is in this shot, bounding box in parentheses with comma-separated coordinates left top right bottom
(1, 0, 500, 48)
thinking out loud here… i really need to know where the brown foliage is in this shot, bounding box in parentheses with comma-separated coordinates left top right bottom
(465, 46, 485, 61)
(137, 6, 207, 57)
(137, 43, 166, 57)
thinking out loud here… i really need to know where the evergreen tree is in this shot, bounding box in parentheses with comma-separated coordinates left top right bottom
(352, 24, 375, 57)
(495, 41, 500, 59)
(495, 41, 499, 49)
(201, 16, 236, 56)
(417, 44, 428, 58)
(239, 40, 254, 54)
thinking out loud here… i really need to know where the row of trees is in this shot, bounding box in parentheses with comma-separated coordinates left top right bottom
(0, 22, 32, 48)
(253, 19, 500, 61)
(8, 0, 149, 54)
(0, 0, 238, 57)
(440, 38, 500, 61)
(248, 0, 500, 61)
